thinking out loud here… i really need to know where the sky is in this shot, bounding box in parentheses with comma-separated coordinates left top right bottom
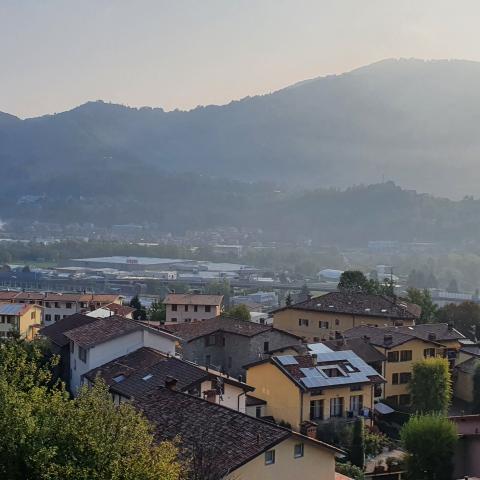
(2, 0, 480, 118)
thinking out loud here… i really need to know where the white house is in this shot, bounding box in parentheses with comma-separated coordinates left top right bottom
(63, 315, 178, 394)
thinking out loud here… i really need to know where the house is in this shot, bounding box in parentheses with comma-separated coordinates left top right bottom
(343, 323, 464, 407)
(163, 316, 303, 377)
(450, 414, 480, 479)
(86, 303, 136, 319)
(0, 303, 42, 340)
(163, 293, 223, 324)
(244, 350, 385, 432)
(136, 386, 344, 480)
(39, 313, 98, 388)
(272, 292, 419, 342)
(0, 290, 122, 326)
(62, 315, 178, 394)
(83, 346, 253, 412)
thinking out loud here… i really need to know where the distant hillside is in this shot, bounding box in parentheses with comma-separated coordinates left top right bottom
(2, 59, 480, 197)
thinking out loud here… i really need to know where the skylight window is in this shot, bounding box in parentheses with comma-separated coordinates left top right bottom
(142, 374, 153, 381)
(113, 375, 126, 383)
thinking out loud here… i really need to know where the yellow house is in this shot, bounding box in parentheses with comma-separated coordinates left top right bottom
(245, 350, 385, 432)
(343, 323, 465, 407)
(273, 292, 418, 342)
(0, 303, 42, 340)
(138, 385, 344, 480)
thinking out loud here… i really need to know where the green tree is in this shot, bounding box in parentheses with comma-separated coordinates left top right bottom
(406, 288, 437, 324)
(401, 414, 457, 480)
(436, 301, 480, 340)
(336, 462, 365, 480)
(410, 358, 452, 414)
(350, 418, 365, 469)
(285, 293, 292, 306)
(472, 362, 480, 414)
(129, 295, 147, 321)
(148, 300, 166, 323)
(338, 271, 370, 293)
(224, 304, 251, 321)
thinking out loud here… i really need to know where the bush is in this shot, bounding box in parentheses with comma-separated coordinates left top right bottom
(336, 462, 365, 480)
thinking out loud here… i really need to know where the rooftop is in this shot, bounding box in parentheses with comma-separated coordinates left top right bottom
(322, 338, 387, 364)
(84, 347, 252, 399)
(136, 387, 342, 477)
(343, 323, 465, 349)
(63, 315, 178, 348)
(0, 290, 120, 303)
(162, 316, 300, 342)
(0, 303, 37, 316)
(39, 313, 98, 347)
(246, 351, 384, 391)
(163, 293, 223, 306)
(273, 292, 419, 320)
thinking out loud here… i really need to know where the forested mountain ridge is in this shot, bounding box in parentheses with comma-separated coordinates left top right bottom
(3, 58, 480, 197)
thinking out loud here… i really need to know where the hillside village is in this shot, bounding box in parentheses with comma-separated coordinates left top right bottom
(1, 277, 478, 480)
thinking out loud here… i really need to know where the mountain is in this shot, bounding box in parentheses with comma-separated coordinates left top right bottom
(2, 58, 480, 199)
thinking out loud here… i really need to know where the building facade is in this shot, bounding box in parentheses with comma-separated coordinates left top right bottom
(0, 303, 42, 340)
(163, 293, 223, 324)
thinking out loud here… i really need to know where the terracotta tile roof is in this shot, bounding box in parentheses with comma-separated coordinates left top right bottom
(343, 323, 464, 349)
(163, 293, 223, 306)
(63, 315, 177, 348)
(39, 313, 98, 347)
(0, 290, 121, 304)
(136, 387, 342, 477)
(273, 292, 419, 320)
(104, 303, 136, 316)
(162, 316, 300, 341)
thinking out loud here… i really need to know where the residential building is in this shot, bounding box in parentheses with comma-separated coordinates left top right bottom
(0, 290, 122, 326)
(272, 292, 419, 342)
(86, 303, 135, 319)
(40, 313, 98, 388)
(136, 386, 343, 480)
(245, 351, 385, 432)
(343, 323, 464, 406)
(84, 346, 253, 412)
(450, 414, 480, 479)
(163, 293, 223, 324)
(62, 315, 178, 394)
(0, 303, 42, 340)
(163, 316, 303, 378)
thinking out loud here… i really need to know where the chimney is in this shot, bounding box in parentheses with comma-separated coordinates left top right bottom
(384, 334, 393, 345)
(301, 421, 317, 439)
(428, 332, 436, 341)
(165, 376, 178, 390)
(311, 353, 318, 365)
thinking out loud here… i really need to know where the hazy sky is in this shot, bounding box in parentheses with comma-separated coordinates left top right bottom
(2, 0, 480, 118)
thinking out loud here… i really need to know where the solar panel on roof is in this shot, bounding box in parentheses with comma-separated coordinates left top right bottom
(277, 355, 298, 365)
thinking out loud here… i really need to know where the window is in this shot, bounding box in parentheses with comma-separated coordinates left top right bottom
(310, 399, 324, 420)
(171, 304, 177, 311)
(78, 346, 87, 363)
(386, 395, 398, 406)
(349, 395, 363, 413)
(319, 320, 329, 329)
(335, 318, 340, 326)
(294, 443, 304, 458)
(399, 394, 411, 405)
(263, 341, 269, 353)
(66, 302, 72, 309)
(185, 318, 191, 323)
(330, 397, 344, 417)
(265, 450, 275, 465)
(205, 306, 211, 313)
(205, 355, 211, 365)
(255, 406, 262, 418)
(171, 318, 177, 323)
(399, 372, 411, 384)
(322, 367, 344, 378)
(424, 348, 436, 358)
(54, 314, 60, 322)
(206, 335, 216, 346)
(30, 312, 36, 320)
(184, 305, 189, 312)
(387, 351, 399, 362)
(45, 302, 51, 308)
(298, 318, 309, 327)
(54, 302, 60, 308)
(194, 305, 198, 312)
(392, 373, 399, 385)
(400, 350, 412, 362)
(45, 314, 51, 322)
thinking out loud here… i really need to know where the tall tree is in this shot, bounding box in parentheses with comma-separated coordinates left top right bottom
(129, 295, 147, 321)
(406, 288, 437, 324)
(338, 271, 370, 293)
(148, 300, 166, 323)
(285, 293, 292, 306)
(401, 414, 457, 480)
(350, 418, 365, 469)
(436, 301, 480, 340)
(410, 358, 452, 414)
